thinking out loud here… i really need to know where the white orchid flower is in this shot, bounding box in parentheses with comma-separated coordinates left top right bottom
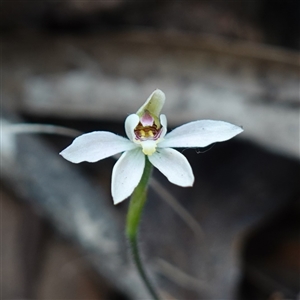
(60, 89, 243, 205)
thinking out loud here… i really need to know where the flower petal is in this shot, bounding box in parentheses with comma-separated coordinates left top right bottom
(148, 148, 194, 187)
(136, 89, 165, 118)
(125, 114, 140, 142)
(158, 114, 168, 140)
(60, 131, 136, 163)
(159, 120, 243, 148)
(111, 148, 145, 205)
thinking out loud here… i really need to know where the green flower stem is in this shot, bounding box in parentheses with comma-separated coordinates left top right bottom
(126, 157, 161, 300)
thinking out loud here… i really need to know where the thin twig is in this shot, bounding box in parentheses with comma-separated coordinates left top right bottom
(154, 258, 206, 293)
(150, 178, 205, 242)
(2, 123, 81, 137)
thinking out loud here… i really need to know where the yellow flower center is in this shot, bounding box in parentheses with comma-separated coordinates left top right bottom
(134, 124, 159, 140)
(134, 120, 162, 155)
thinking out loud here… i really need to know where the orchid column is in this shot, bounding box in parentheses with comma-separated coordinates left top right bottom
(60, 89, 243, 299)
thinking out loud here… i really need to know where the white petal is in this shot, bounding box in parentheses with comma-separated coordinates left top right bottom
(159, 114, 168, 139)
(111, 148, 145, 205)
(125, 114, 139, 141)
(136, 89, 165, 117)
(148, 148, 194, 187)
(60, 131, 136, 163)
(159, 120, 243, 148)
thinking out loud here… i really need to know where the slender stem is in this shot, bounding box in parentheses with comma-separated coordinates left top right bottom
(126, 157, 161, 300)
(126, 157, 152, 239)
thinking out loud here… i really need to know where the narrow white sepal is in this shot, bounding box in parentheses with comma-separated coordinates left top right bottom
(159, 120, 243, 149)
(125, 114, 140, 142)
(60, 131, 137, 163)
(111, 148, 145, 205)
(159, 114, 168, 139)
(148, 148, 194, 187)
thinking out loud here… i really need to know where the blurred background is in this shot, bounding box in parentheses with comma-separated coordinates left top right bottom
(1, 1, 299, 299)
